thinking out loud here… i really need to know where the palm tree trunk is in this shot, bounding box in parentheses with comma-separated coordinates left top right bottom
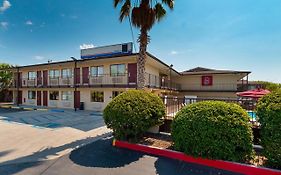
(137, 27, 148, 89)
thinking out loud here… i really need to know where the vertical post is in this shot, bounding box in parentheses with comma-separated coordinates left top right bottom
(16, 67, 20, 106)
(169, 64, 173, 94)
(71, 57, 78, 112)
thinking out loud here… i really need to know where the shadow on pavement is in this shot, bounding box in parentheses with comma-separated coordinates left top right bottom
(0, 150, 14, 159)
(69, 138, 144, 168)
(154, 157, 243, 175)
(0, 133, 110, 175)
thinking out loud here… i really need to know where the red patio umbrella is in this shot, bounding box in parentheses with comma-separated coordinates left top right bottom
(236, 88, 271, 98)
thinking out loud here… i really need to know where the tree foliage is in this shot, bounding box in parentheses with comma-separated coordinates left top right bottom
(0, 63, 13, 91)
(103, 90, 165, 142)
(172, 101, 254, 162)
(257, 90, 281, 169)
(254, 81, 281, 92)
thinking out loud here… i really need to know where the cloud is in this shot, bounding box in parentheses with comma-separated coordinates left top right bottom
(0, 0, 11, 13)
(0, 21, 8, 29)
(34, 56, 45, 60)
(170, 50, 179, 55)
(25, 20, 33, 25)
(80, 44, 95, 49)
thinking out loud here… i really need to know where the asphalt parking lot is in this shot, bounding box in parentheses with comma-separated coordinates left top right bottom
(0, 137, 243, 175)
(0, 108, 110, 166)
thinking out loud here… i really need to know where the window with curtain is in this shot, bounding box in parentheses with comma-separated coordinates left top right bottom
(90, 66, 104, 77)
(110, 64, 125, 76)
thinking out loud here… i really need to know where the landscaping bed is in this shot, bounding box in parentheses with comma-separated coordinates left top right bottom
(140, 132, 267, 168)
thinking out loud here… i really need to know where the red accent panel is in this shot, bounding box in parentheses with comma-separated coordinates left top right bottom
(74, 91, 80, 108)
(128, 63, 137, 84)
(82, 67, 89, 84)
(202, 75, 213, 86)
(37, 71, 42, 85)
(43, 70, 48, 86)
(43, 91, 48, 106)
(74, 68, 80, 84)
(37, 91, 41, 106)
(18, 91, 22, 104)
(114, 140, 281, 175)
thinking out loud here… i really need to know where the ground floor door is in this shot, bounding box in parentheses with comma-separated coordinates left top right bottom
(74, 91, 80, 109)
(37, 91, 42, 106)
(18, 91, 22, 104)
(128, 63, 137, 85)
(43, 91, 48, 106)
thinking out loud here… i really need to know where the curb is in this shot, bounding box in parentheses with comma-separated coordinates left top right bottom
(0, 105, 48, 112)
(113, 139, 281, 175)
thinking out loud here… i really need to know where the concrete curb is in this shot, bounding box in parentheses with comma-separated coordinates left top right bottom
(0, 105, 48, 112)
(113, 139, 281, 175)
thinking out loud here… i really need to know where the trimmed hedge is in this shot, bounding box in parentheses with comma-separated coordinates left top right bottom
(257, 90, 281, 169)
(171, 101, 254, 162)
(103, 90, 165, 142)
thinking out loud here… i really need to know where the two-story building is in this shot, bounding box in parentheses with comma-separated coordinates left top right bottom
(8, 43, 250, 111)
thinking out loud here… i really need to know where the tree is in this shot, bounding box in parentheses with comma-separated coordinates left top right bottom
(114, 0, 174, 89)
(0, 63, 13, 90)
(254, 81, 281, 91)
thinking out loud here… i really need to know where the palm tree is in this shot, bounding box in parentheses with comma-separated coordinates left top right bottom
(114, 0, 174, 89)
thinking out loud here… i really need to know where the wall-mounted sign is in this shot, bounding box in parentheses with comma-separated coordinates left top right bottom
(202, 75, 213, 86)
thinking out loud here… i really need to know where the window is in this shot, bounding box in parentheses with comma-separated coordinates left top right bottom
(61, 69, 72, 78)
(49, 91, 59, 100)
(49, 70, 60, 79)
(61, 91, 72, 101)
(112, 91, 123, 98)
(28, 91, 36, 99)
(110, 64, 126, 76)
(91, 91, 104, 102)
(28, 72, 36, 80)
(90, 66, 104, 77)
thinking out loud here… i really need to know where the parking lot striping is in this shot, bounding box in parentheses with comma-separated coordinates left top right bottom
(19, 118, 29, 124)
(36, 108, 48, 111)
(0, 105, 11, 109)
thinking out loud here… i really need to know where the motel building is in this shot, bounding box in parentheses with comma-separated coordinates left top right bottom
(8, 43, 250, 111)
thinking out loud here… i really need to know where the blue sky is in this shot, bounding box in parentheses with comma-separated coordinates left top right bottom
(0, 0, 281, 82)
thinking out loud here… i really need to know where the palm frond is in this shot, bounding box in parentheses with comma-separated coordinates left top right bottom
(119, 0, 131, 22)
(154, 3, 166, 22)
(162, 0, 174, 10)
(114, 0, 123, 8)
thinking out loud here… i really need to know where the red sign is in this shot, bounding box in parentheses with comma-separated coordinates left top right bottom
(202, 76, 213, 86)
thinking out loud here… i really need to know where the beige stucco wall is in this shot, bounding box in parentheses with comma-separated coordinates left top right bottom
(179, 91, 237, 99)
(175, 74, 241, 91)
(19, 55, 138, 79)
(18, 87, 131, 111)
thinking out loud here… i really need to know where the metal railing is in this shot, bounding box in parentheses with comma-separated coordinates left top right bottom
(162, 96, 257, 122)
(10, 74, 133, 88)
(145, 73, 181, 91)
(182, 83, 238, 91)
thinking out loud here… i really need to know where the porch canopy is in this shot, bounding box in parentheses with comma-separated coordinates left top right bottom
(236, 88, 271, 98)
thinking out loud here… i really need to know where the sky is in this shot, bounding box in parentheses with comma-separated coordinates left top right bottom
(0, 0, 281, 82)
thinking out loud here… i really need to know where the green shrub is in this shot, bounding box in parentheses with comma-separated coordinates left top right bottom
(103, 90, 165, 142)
(171, 101, 254, 162)
(257, 90, 281, 169)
